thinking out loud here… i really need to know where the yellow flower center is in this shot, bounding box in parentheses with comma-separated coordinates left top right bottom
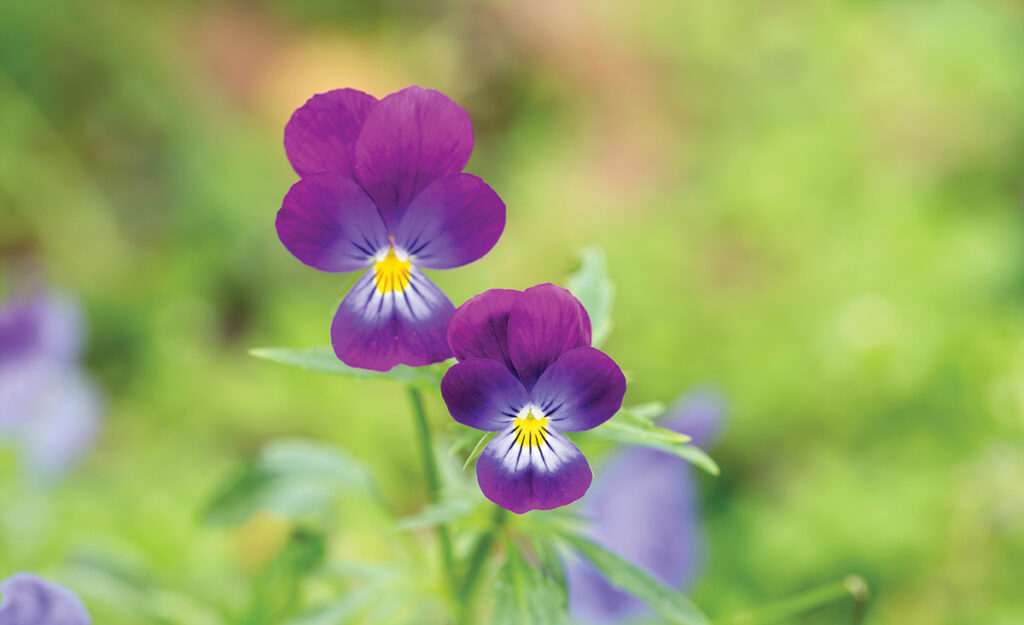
(373, 246, 411, 294)
(513, 409, 548, 448)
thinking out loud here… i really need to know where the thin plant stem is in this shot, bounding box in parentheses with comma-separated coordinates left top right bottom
(407, 386, 457, 599)
(458, 505, 508, 607)
(717, 575, 870, 625)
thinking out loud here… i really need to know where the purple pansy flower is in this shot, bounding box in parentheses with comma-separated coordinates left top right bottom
(0, 291, 102, 481)
(567, 391, 725, 623)
(276, 86, 506, 371)
(0, 573, 91, 625)
(440, 284, 626, 514)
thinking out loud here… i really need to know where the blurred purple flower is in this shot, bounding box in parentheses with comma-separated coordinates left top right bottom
(0, 573, 90, 625)
(567, 390, 725, 623)
(0, 291, 102, 481)
(277, 86, 506, 371)
(441, 284, 626, 514)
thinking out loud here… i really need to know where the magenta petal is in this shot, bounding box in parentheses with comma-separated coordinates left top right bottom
(354, 86, 474, 227)
(277, 173, 389, 273)
(394, 173, 505, 270)
(330, 267, 454, 371)
(447, 289, 520, 371)
(284, 88, 378, 178)
(507, 284, 592, 389)
(477, 425, 592, 514)
(441, 359, 528, 431)
(531, 347, 625, 432)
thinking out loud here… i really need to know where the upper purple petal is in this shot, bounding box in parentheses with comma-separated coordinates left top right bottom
(276, 172, 390, 273)
(354, 86, 474, 228)
(284, 88, 378, 178)
(507, 284, 592, 390)
(0, 573, 91, 625)
(394, 173, 505, 270)
(531, 347, 625, 432)
(441, 359, 528, 431)
(476, 424, 592, 514)
(330, 267, 454, 371)
(447, 289, 520, 372)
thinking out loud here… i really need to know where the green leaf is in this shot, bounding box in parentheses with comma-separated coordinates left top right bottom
(204, 438, 371, 526)
(65, 553, 224, 625)
(624, 401, 667, 422)
(462, 432, 494, 471)
(281, 590, 376, 625)
(493, 544, 568, 625)
(590, 407, 721, 476)
(568, 247, 615, 347)
(395, 499, 476, 531)
(249, 346, 446, 392)
(601, 409, 691, 445)
(247, 528, 328, 625)
(558, 533, 711, 625)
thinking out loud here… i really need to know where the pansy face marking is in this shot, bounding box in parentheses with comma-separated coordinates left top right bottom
(277, 86, 506, 371)
(441, 284, 627, 514)
(373, 245, 411, 294)
(512, 405, 548, 448)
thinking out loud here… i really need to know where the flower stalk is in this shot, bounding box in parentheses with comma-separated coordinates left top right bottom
(717, 575, 870, 625)
(406, 386, 458, 600)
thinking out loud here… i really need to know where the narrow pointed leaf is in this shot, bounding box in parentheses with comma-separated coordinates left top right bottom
(558, 533, 711, 625)
(250, 346, 446, 392)
(568, 247, 615, 348)
(493, 546, 568, 625)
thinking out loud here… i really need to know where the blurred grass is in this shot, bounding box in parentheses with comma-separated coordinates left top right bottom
(2, 0, 1024, 623)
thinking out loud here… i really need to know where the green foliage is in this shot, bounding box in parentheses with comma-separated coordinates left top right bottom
(204, 439, 371, 526)
(493, 542, 569, 625)
(558, 533, 710, 625)
(590, 405, 721, 476)
(249, 347, 446, 394)
(281, 591, 376, 625)
(568, 247, 615, 348)
(244, 528, 327, 625)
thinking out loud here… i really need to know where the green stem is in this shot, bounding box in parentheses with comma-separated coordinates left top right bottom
(717, 575, 870, 625)
(407, 387, 457, 598)
(458, 506, 508, 605)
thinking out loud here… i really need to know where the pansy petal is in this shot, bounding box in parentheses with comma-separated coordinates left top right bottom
(441, 359, 528, 431)
(277, 173, 389, 273)
(354, 86, 474, 227)
(531, 347, 625, 432)
(394, 173, 505, 270)
(568, 447, 702, 623)
(284, 88, 377, 178)
(331, 267, 454, 371)
(508, 283, 592, 389)
(20, 371, 102, 482)
(476, 424, 591, 514)
(663, 390, 726, 449)
(0, 573, 91, 625)
(447, 289, 520, 370)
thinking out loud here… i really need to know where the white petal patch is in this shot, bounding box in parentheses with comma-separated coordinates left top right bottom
(492, 422, 577, 476)
(394, 267, 449, 322)
(347, 265, 446, 324)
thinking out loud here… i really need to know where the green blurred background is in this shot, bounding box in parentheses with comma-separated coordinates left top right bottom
(3, 0, 1024, 623)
